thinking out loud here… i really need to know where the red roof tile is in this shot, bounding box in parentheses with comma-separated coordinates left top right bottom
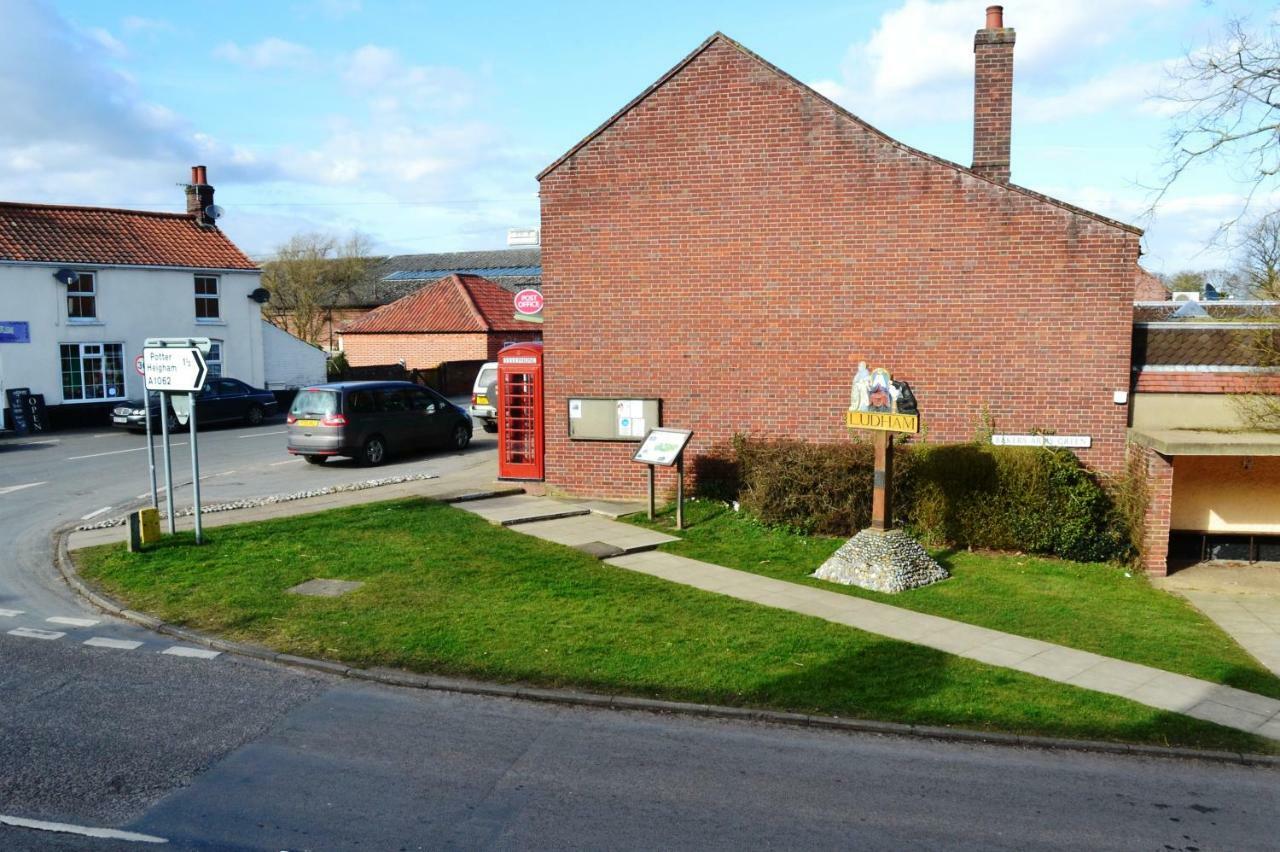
(340, 274, 530, 334)
(0, 202, 257, 270)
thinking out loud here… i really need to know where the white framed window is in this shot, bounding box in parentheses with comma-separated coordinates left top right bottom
(195, 275, 220, 321)
(206, 339, 223, 378)
(60, 342, 125, 402)
(67, 272, 97, 321)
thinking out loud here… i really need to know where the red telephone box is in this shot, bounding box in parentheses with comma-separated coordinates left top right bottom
(497, 342, 544, 480)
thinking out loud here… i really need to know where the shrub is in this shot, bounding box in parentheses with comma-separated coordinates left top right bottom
(704, 436, 1133, 562)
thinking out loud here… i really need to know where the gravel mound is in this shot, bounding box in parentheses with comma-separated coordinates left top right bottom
(812, 528, 948, 593)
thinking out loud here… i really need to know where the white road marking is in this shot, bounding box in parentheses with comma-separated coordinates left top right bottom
(162, 646, 220, 659)
(239, 429, 287, 438)
(47, 616, 100, 628)
(67, 443, 185, 461)
(270, 458, 304, 466)
(7, 627, 66, 640)
(0, 814, 167, 844)
(80, 505, 112, 520)
(0, 608, 24, 617)
(84, 637, 143, 650)
(0, 481, 47, 496)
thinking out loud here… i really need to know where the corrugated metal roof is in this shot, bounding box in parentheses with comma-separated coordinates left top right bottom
(384, 266, 541, 281)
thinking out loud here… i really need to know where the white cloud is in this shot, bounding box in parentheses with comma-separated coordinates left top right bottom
(812, 0, 1188, 124)
(121, 16, 173, 37)
(214, 37, 315, 70)
(87, 26, 128, 59)
(341, 45, 472, 110)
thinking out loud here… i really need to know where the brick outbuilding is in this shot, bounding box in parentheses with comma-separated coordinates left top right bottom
(537, 10, 1142, 499)
(338, 273, 540, 392)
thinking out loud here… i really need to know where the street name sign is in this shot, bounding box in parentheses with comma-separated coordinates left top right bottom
(144, 347, 207, 392)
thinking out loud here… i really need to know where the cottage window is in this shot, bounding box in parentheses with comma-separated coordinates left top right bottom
(195, 275, 220, 320)
(67, 272, 97, 321)
(59, 342, 125, 402)
(206, 339, 223, 379)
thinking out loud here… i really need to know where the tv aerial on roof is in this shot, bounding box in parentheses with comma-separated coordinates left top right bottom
(204, 204, 224, 220)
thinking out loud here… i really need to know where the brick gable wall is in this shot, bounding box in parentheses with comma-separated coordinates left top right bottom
(539, 39, 1140, 499)
(340, 331, 540, 370)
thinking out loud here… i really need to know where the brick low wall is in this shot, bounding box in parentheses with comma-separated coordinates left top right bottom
(538, 37, 1141, 499)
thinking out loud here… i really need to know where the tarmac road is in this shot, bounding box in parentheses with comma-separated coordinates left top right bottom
(1, 420, 1276, 850)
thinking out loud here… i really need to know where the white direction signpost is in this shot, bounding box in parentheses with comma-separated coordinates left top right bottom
(142, 339, 211, 543)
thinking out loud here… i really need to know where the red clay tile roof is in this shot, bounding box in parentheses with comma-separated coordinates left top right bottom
(339, 273, 530, 334)
(0, 202, 257, 270)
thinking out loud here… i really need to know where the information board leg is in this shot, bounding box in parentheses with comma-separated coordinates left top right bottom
(160, 393, 175, 534)
(676, 455, 685, 531)
(647, 464, 655, 522)
(144, 395, 158, 510)
(189, 392, 202, 545)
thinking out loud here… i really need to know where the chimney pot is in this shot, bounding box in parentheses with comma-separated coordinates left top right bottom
(185, 165, 216, 226)
(191, 166, 201, 184)
(985, 5, 1004, 30)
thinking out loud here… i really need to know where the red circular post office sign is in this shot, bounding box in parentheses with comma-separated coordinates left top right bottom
(514, 288, 544, 315)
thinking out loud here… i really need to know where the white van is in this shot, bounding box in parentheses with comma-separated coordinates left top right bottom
(469, 362, 499, 433)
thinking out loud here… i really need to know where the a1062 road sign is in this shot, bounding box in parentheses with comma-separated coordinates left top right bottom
(143, 347, 208, 392)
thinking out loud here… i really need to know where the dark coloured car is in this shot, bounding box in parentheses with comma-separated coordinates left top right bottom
(111, 378, 278, 431)
(286, 381, 472, 466)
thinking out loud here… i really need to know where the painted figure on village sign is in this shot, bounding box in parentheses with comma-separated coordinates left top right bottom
(850, 361, 918, 416)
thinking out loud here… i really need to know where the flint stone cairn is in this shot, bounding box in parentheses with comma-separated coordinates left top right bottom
(812, 528, 948, 593)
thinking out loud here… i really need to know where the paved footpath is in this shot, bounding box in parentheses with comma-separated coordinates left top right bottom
(452, 496, 1280, 742)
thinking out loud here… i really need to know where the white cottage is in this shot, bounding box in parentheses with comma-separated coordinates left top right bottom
(0, 166, 265, 429)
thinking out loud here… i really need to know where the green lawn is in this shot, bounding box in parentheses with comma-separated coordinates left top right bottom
(75, 498, 1276, 754)
(628, 499, 1280, 700)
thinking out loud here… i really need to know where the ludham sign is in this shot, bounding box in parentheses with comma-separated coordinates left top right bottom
(846, 410, 918, 433)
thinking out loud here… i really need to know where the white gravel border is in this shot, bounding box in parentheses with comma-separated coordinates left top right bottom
(75, 472, 440, 531)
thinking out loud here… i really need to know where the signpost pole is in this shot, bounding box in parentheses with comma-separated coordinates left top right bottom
(870, 430, 893, 532)
(144, 394, 158, 509)
(647, 464, 656, 522)
(189, 391, 203, 545)
(675, 454, 685, 531)
(160, 392, 175, 534)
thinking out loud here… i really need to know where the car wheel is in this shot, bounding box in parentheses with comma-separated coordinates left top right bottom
(304, 455, 327, 466)
(245, 404, 265, 426)
(361, 435, 387, 466)
(452, 423, 471, 451)
(482, 421, 498, 433)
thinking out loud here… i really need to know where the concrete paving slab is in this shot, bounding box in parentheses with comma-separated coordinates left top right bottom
(1184, 700, 1272, 733)
(287, 579, 364, 598)
(574, 499, 648, 519)
(456, 494, 592, 526)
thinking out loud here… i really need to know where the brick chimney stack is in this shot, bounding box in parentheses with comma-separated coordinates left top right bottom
(185, 165, 216, 227)
(972, 5, 1015, 184)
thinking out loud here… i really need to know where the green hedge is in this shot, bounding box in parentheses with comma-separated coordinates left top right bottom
(693, 437, 1133, 563)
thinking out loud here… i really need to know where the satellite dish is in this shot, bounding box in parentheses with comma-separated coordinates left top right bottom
(53, 268, 78, 285)
(204, 204, 224, 220)
(248, 287, 271, 304)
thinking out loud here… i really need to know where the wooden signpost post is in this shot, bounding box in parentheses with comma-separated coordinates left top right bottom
(811, 361, 947, 593)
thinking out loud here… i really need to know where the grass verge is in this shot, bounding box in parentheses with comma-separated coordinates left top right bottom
(628, 499, 1280, 701)
(76, 497, 1276, 754)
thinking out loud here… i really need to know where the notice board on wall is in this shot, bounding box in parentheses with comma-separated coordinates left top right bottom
(567, 397, 660, 442)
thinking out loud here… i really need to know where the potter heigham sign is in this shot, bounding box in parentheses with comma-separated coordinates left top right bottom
(144, 347, 207, 393)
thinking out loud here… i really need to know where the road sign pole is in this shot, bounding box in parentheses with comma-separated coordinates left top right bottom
(160, 392, 175, 534)
(676, 453, 685, 531)
(189, 391, 203, 545)
(144, 393, 158, 510)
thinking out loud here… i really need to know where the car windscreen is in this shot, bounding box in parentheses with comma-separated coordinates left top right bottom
(290, 389, 339, 417)
(476, 366, 497, 389)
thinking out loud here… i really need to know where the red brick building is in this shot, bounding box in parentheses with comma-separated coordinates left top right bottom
(339, 273, 540, 391)
(538, 11, 1142, 499)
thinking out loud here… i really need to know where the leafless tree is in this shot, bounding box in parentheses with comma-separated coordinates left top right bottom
(1238, 210, 1280, 298)
(261, 232, 375, 347)
(1229, 212, 1280, 429)
(1154, 17, 1280, 231)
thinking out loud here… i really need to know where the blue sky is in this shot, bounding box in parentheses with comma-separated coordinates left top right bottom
(1, 0, 1272, 272)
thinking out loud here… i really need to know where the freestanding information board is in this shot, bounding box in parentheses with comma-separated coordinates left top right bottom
(631, 428, 693, 529)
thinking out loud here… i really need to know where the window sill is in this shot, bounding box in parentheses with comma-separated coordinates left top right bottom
(66, 319, 105, 326)
(195, 319, 226, 326)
